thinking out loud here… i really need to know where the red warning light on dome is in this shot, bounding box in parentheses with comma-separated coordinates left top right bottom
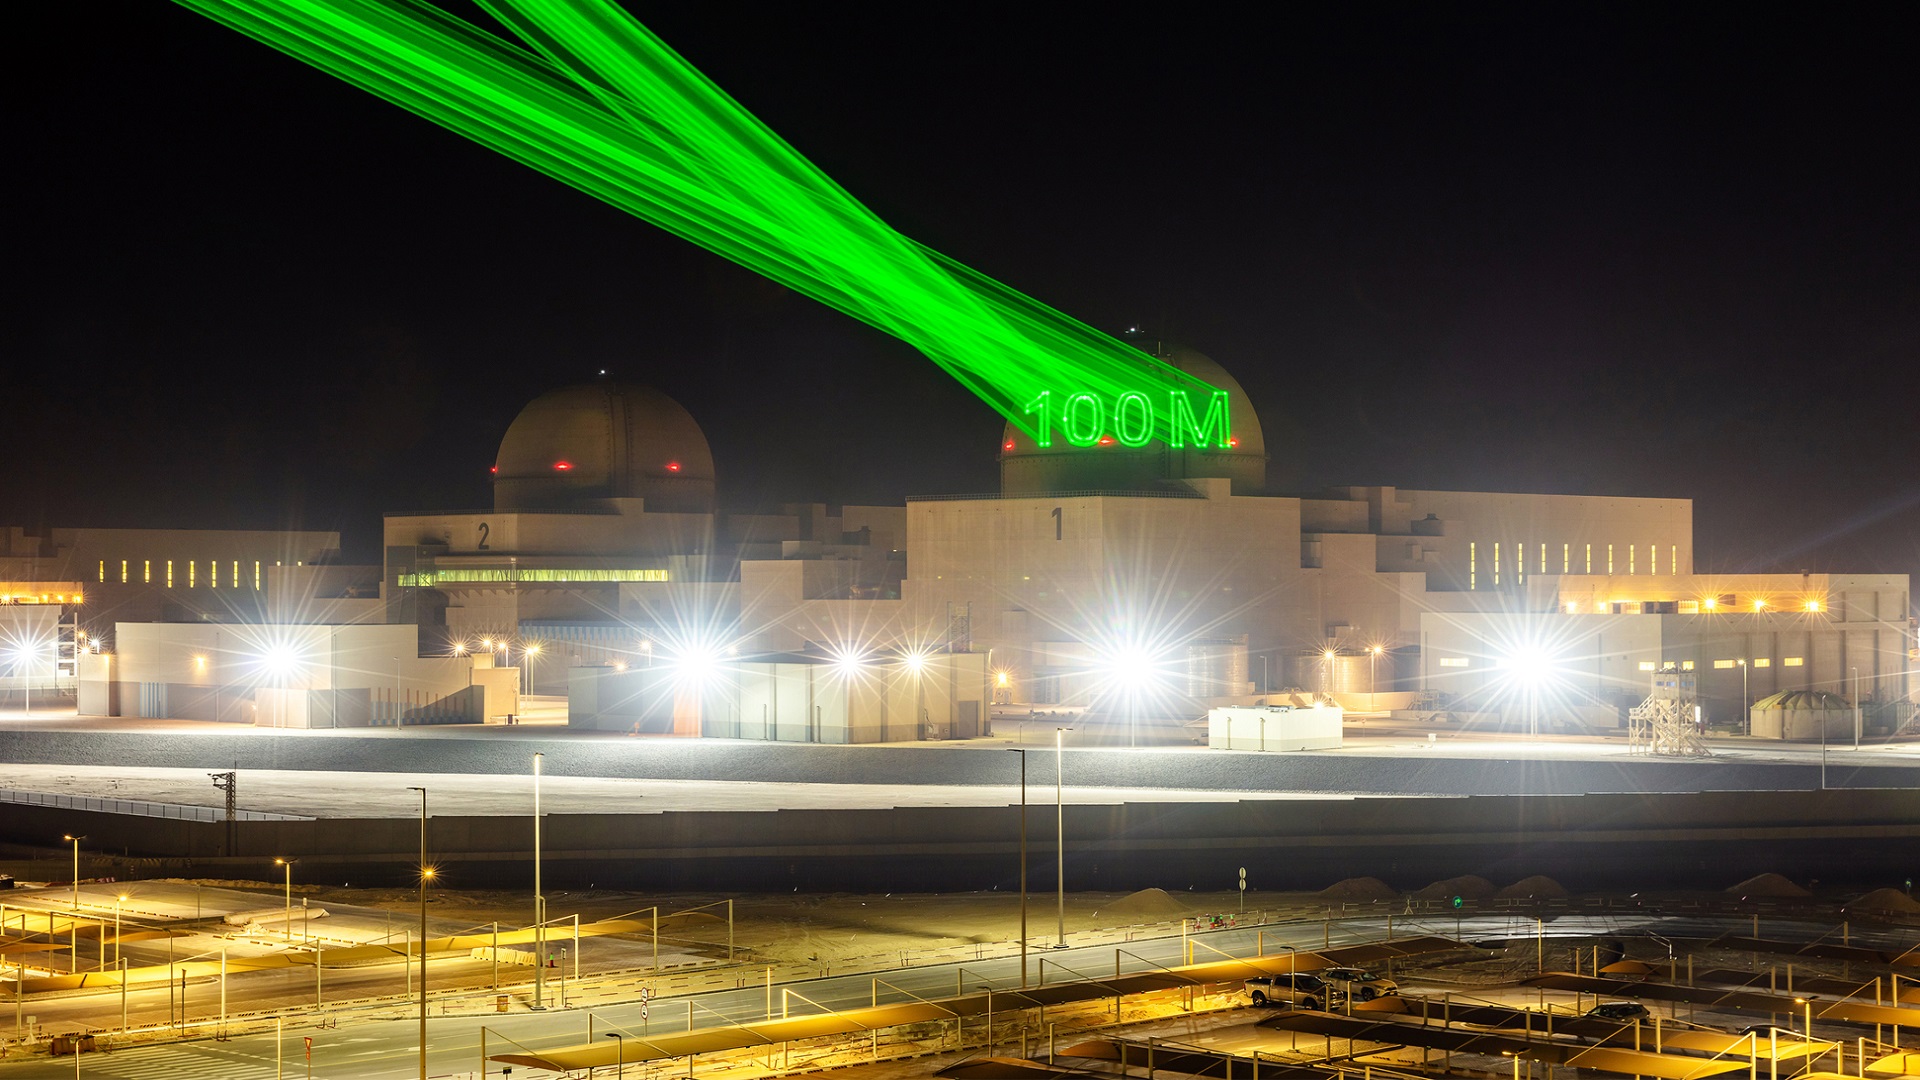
(1003, 440, 1015, 451)
(666, 461, 682, 472)
(553, 461, 574, 471)
(1097, 436, 1114, 446)
(489, 465, 498, 474)
(1228, 436, 1239, 448)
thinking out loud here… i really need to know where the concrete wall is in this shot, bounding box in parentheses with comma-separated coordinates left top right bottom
(7, 787, 1916, 893)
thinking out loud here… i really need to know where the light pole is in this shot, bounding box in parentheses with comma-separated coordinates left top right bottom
(62, 834, 86, 972)
(1852, 665, 1861, 750)
(1321, 649, 1335, 702)
(1259, 654, 1268, 699)
(1054, 726, 1069, 949)
(532, 752, 546, 1011)
(407, 786, 430, 1080)
(1007, 748, 1028, 987)
(1738, 658, 1749, 736)
(275, 857, 298, 943)
(605, 1032, 626, 1078)
(113, 894, 126, 966)
(522, 643, 541, 698)
(1369, 645, 1383, 712)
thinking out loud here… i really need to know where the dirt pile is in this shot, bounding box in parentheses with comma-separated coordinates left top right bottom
(1726, 873, 1810, 898)
(1849, 888, 1920, 914)
(1317, 877, 1398, 902)
(1497, 875, 1569, 899)
(1413, 875, 1496, 900)
(1103, 888, 1194, 918)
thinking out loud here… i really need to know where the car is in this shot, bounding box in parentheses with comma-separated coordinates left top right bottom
(1587, 1002, 1651, 1022)
(1244, 972, 1340, 1010)
(1318, 967, 1400, 1001)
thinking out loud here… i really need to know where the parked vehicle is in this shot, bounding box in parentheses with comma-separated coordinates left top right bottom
(1318, 967, 1400, 1001)
(1588, 1002, 1651, 1022)
(1244, 972, 1340, 1010)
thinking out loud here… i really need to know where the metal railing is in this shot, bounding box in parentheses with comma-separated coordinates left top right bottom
(0, 788, 312, 822)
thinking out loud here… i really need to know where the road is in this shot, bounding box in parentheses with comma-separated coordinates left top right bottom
(5, 909, 1901, 1079)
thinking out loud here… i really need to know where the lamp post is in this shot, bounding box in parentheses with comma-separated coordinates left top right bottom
(113, 894, 126, 966)
(605, 1032, 627, 1078)
(1054, 726, 1069, 949)
(407, 786, 430, 1080)
(532, 752, 546, 1011)
(1259, 654, 1268, 699)
(522, 643, 541, 698)
(1369, 645, 1383, 713)
(275, 858, 298, 943)
(1852, 665, 1861, 750)
(1738, 658, 1750, 736)
(1007, 748, 1028, 987)
(62, 834, 86, 972)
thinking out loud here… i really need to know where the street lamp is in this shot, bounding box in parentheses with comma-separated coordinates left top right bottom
(1054, 726, 1069, 949)
(1369, 645, 1384, 712)
(62, 833, 86, 972)
(522, 643, 542, 697)
(1007, 748, 1029, 987)
(407, 786, 429, 1080)
(604, 1031, 627, 1078)
(275, 857, 298, 943)
(113, 893, 126, 966)
(532, 752, 546, 1011)
(1852, 665, 1861, 750)
(1738, 658, 1749, 736)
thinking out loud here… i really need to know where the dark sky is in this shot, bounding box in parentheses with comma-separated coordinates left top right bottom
(9, 3, 1918, 576)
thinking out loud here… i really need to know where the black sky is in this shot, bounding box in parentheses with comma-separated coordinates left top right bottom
(8, 3, 1918, 577)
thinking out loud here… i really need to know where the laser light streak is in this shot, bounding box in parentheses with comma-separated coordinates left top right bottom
(173, 0, 1227, 442)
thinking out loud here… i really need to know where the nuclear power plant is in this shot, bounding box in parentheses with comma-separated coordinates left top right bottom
(1, 333, 1912, 743)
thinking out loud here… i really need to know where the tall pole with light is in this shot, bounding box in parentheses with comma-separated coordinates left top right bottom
(1369, 645, 1383, 712)
(1007, 748, 1028, 986)
(275, 857, 298, 943)
(532, 752, 546, 1010)
(113, 893, 126, 966)
(1852, 665, 1861, 750)
(1054, 726, 1069, 949)
(407, 786, 431, 1080)
(62, 834, 86, 972)
(1738, 658, 1749, 736)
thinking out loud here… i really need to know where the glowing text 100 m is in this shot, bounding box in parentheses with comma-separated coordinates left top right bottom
(1021, 389, 1230, 449)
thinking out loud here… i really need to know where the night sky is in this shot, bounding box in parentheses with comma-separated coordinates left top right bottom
(10, 3, 1917, 577)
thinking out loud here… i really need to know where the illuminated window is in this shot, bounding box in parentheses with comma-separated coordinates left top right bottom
(189, 561, 196, 588)
(1540, 543, 1547, 574)
(1585, 543, 1592, 574)
(254, 561, 261, 590)
(1515, 542, 1523, 585)
(1681, 660, 1695, 671)
(166, 561, 173, 588)
(1670, 545, 1677, 574)
(1608, 544, 1614, 574)
(1783, 657, 1803, 667)
(144, 560, 151, 584)
(1754, 658, 1771, 668)
(98, 561, 105, 583)
(120, 560, 128, 584)
(1494, 542, 1501, 586)
(233, 561, 240, 589)
(1679, 601, 1699, 614)
(1637, 661, 1656, 672)
(1439, 657, 1469, 668)
(1713, 659, 1736, 669)
(1469, 542, 1476, 590)
(1629, 545, 1636, 575)
(211, 561, 219, 588)
(1563, 543, 1570, 573)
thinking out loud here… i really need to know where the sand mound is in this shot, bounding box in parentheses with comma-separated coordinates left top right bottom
(1726, 873, 1811, 898)
(1496, 875, 1569, 899)
(1104, 888, 1193, 917)
(1317, 877, 1399, 902)
(1849, 888, 1920, 914)
(1412, 875, 1497, 900)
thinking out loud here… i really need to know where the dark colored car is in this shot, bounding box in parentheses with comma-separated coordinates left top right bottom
(1588, 1002, 1651, 1022)
(1245, 972, 1340, 1009)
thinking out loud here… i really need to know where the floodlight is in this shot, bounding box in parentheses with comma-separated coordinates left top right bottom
(261, 646, 296, 676)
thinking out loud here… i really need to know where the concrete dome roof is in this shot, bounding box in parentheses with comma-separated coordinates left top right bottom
(999, 336, 1268, 495)
(493, 383, 715, 513)
(1751, 690, 1851, 711)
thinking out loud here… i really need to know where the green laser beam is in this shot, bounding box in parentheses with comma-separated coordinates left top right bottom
(173, 0, 1231, 445)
